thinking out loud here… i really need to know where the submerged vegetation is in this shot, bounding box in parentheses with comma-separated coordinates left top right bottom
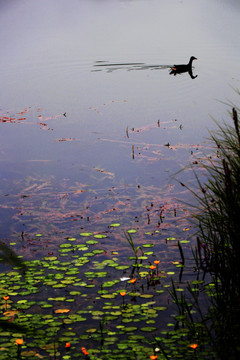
(1, 104, 240, 359)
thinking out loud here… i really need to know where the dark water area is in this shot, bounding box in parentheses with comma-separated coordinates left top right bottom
(0, 0, 239, 357)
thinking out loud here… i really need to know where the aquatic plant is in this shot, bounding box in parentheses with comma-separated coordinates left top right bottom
(125, 231, 143, 261)
(0, 224, 182, 360)
(160, 105, 240, 359)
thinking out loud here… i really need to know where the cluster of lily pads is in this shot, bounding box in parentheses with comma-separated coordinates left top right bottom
(0, 223, 201, 360)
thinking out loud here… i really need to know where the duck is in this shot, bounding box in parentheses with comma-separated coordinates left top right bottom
(169, 56, 197, 78)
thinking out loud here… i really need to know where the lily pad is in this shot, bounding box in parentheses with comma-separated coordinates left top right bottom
(101, 294, 116, 299)
(124, 326, 138, 332)
(115, 265, 130, 270)
(86, 240, 98, 245)
(140, 326, 157, 332)
(44, 256, 58, 261)
(127, 229, 137, 233)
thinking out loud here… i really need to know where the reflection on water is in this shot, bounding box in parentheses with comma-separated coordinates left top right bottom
(93, 61, 171, 72)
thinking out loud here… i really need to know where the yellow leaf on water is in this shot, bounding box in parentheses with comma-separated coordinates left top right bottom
(3, 310, 19, 317)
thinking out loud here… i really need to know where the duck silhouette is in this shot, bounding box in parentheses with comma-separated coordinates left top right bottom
(169, 56, 197, 79)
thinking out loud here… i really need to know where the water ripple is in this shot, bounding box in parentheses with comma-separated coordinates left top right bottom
(92, 61, 171, 73)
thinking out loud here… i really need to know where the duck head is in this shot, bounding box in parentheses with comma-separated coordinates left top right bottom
(190, 56, 197, 62)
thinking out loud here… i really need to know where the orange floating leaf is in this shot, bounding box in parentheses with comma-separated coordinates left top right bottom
(190, 344, 198, 349)
(54, 308, 70, 314)
(154, 260, 160, 265)
(120, 291, 126, 296)
(129, 279, 136, 283)
(65, 342, 71, 348)
(15, 339, 24, 345)
(81, 347, 89, 355)
(3, 310, 19, 317)
(150, 356, 158, 360)
(149, 265, 156, 270)
(3, 296, 9, 301)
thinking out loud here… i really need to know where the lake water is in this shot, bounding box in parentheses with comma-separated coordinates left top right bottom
(1, 0, 239, 248)
(0, 0, 239, 357)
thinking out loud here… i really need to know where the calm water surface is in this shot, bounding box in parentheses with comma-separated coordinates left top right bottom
(0, 0, 239, 263)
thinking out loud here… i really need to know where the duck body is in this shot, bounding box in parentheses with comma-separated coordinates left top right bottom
(169, 56, 197, 78)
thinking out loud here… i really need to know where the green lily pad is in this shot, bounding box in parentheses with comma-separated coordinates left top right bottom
(124, 326, 138, 332)
(86, 240, 98, 245)
(84, 271, 107, 278)
(139, 271, 149, 277)
(92, 249, 104, 255)
(154, 306, 167, 311)
(127, 229, 137, 233)
(138, 256, 148, 260)
(115, 265, 130, 270)
(76, 246, 88, 251)
(110, 311, 122, 316)
(59, 248, 73, 253)
(91, 311, 105, 316)
(192, 280, 204, 285)
(80, 232, 93, 236)
(86, 328, 97, 333)
(101, 294, 116, 299)
(102, 280, 120, 287)
(140, 326, 157, 332)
